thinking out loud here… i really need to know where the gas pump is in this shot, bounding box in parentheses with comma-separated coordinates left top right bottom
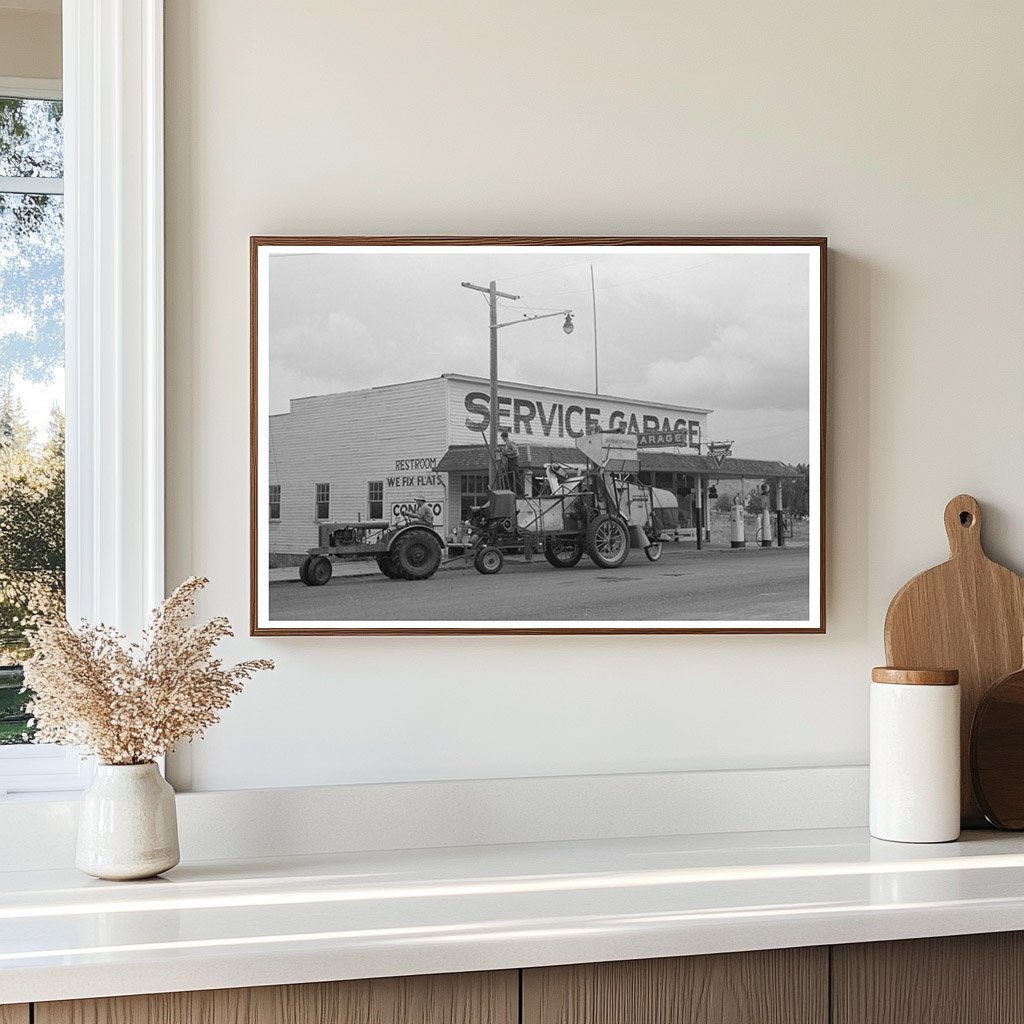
(730, 494, 745, 548)
(759, 482, 772, 547)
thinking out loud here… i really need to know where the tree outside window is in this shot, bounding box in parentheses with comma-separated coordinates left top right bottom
(0, 94, 65, 744)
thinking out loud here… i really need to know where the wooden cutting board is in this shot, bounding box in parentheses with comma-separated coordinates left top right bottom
(884, 494, 1024, 827)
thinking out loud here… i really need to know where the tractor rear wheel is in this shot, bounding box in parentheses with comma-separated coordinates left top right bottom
(544, 536, 584, 568)
(391, 529, 443, 580)
(308, 555, 333, 586)
(376, 552, 401, 579)
(474, 546, 504, 575)
(299, 556, 314, 585)
(586, 514, 630, 569)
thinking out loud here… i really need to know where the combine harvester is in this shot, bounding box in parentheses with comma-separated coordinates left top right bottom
(461, 430, 678, 575)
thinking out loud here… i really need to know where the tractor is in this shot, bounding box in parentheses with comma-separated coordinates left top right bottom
(298, 513, 445, 586)
(461, 430, 678, 575)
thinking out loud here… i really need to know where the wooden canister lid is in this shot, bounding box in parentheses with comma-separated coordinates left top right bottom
(871, 667, 959, 686)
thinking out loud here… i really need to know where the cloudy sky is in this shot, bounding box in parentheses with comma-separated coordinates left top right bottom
(267, 246, 816, 463)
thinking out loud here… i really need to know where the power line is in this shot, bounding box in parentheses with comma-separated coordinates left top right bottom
(495, 255, 606, 283)
(524, 255, 739, 302)
(498, 301, 568, 314)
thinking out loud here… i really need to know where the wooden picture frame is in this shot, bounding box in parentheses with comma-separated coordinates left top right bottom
(251, 236, 826, 635)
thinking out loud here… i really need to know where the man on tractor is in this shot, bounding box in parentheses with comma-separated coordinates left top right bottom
(410, 495, 434, 526)
(499, 430, 523, 496)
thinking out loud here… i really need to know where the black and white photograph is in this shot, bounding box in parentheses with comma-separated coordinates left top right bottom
(251, 238, 825, 634)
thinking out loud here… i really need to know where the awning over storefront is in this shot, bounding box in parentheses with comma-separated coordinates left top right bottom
(638, 451, 801, 479)
(435, 444, 801, 479)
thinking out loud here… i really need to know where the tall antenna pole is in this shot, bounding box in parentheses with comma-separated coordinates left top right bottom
(591, 264, 599, 394)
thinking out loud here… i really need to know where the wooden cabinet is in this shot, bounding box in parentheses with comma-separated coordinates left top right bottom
(17, 933, 1024, 1024)
(522, 948, 828, 1024)
(832, 932, 1024, 1024)
(35, 971, 517, 1024)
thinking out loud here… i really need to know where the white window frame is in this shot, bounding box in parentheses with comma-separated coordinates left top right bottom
(0, 75, 81, 797)
(269, 483, 281, 522)
(0, 0, 164, 800)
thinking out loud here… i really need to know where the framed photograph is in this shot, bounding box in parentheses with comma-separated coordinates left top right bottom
(250, 236, 826, 635)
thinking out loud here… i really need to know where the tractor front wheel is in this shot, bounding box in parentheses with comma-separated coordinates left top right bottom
(644, 540, 663, 562)
(391, 529, 443, 580)
(586, 515, 630, 569)
(308, 555, 333, 586)
(474, 546, 504, 575)
(544, 536, 584, 568)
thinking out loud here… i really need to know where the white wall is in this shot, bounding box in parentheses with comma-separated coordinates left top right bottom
(164, 1, 1024, 791)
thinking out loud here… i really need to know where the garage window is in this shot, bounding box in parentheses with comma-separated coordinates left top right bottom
(460, 473, 489, 521)
(367, 480, 383, 520)
(269, 484, 281, 521)
(315, 483, 330, 520)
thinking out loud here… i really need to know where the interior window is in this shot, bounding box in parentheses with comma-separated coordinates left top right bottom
(0, 93, 65, 746)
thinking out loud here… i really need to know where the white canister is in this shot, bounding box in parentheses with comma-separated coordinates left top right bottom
(870, 667, 960, 843)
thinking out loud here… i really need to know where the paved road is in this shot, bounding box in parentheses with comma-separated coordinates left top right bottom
(268, 545, 811, 623)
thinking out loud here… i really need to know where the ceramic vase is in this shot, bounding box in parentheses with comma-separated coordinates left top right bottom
(76, 762, 180, 880)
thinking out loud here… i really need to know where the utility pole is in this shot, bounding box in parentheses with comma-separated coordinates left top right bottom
(461, 280, 520, 487)
(591, 264, 599, 394)
(462, 280, 575, 489)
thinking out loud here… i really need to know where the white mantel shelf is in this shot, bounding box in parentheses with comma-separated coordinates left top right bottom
(4, 826, 1024, 1004)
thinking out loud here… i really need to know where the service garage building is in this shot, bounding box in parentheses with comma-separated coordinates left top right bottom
(268, 373, 796, 562)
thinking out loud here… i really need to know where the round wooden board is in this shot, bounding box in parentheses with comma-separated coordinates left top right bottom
(971, 665, 1024, 829)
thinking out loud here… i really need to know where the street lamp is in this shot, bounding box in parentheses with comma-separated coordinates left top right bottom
(461, 280, 574, 487)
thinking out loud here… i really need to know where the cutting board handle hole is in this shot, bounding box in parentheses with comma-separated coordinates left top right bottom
(960, 511, 974, 527)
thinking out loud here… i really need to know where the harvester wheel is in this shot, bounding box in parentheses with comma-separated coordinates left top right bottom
(299, 556, 314, 585)
(644, 541, 663, 562)
(586, 514, 630, 569)
(474, 546, 504, 575)
(391, 529, 443, 580)
(544, 536, 584, 568)
(376, 552, 401, 579)
(308, 555, 333, 586)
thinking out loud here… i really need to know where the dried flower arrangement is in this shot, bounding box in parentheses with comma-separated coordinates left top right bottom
(23, 577, 273, 765)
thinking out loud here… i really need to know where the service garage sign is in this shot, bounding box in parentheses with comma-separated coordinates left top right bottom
(447, 376, 709, 451)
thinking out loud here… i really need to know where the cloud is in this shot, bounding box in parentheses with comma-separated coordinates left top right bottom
(265, 248, 814, 427)
(638, 319, 810, 412)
